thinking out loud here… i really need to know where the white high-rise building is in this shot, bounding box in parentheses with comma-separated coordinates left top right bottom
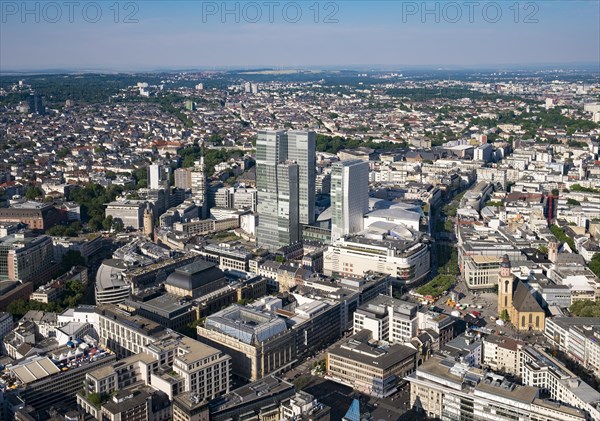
(191, 157, 208, 219)
(256, 130, 314, 251)
(330, 159, 369, 241)
(148, 164, 163, 190)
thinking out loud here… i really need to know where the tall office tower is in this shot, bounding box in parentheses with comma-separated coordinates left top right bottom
(28, 93, 44, 114)
(148, 164, 163, 189)
(191, 157, 208, 219)
(287, 131, 316, 225)
(276, 162, 300, 247)
(174, 168, 192, 189)
(330, 159, 369, 241)
(256, 130, 287, 250)
(256, 130, 315, 250)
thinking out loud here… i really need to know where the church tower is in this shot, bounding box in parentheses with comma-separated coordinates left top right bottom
(497, 254, 514, 315)
(143, 203, 154, 239)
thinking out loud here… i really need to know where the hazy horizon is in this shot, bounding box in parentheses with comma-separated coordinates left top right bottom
(1, 1, 599, 72)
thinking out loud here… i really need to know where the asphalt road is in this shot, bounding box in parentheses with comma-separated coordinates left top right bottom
(301, 377, 412, 421)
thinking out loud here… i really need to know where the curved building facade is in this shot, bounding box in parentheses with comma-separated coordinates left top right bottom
(323, 233, 430, 285)
(95, 259, 131, 305)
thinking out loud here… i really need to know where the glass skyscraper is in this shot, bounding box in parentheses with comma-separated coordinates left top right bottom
(256, 130, 315, 250)
(330, 159, 370, 241)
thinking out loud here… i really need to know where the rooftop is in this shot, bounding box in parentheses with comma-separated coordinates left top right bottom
(329, 330, 417, 370)
(209, 375, 295, 414)
(204, 305, 289, 345)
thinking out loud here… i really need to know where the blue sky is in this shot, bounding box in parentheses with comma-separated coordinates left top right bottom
(1, 1, 599, 71)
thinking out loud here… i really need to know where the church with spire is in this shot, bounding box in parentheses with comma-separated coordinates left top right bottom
(497, 255, 546, 332)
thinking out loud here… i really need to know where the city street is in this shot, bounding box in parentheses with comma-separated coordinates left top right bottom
(301, 377, 412, 421)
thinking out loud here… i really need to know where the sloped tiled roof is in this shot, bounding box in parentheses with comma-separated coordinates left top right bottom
(513, 281, 544, 313)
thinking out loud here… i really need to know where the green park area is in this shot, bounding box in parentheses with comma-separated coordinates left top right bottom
(417, 275, 455, 298)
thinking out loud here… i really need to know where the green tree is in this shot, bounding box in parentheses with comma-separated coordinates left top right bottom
(588, 253, 600, 278)
(112, 218, 125, 233)
(102, 215, 113, 231)
(416, 275, 455, 297)
(7, 299, 30, 317)
(569, 300, 600, 317)
(550, 225, 576, 251)
(61, 250, 85, 272)
(25, 186, 44, 200)
(56, 147, 70, 159)
(570, 184, 600, 194)
(500, 309, 510, 322)
(86, 392, 103, 408)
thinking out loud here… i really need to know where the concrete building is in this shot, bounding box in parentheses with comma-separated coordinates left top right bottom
(417, 310, 456, 351)
(330, 159, 369, 241)
(164, 259, 226, 299)
(0, 202, 66, 231)
(0, 232, 57, 285)
(326, 329, 417, 397)
(173, 218, 239, 237)
(0, 310, 14, 346)
(100, 389, 170, 421)
(93, 305, 233, 404)
(95, 259, 131, 305)
(406, 355, 586, 421)
(0, 281, 34, 312)
(544, 317, 600, 378)
(474, 143, 494, 163)
(462, 255, 504, 292)
(279, 391, 330, 421)
(191, 158, 208, 219)
(175, 168, 193, 190)
(482, 334, 524, 375)
(520, 346, 600, 420)
(442, 332, 483, 368)
(79, 332, 230, 420)
(0, 345, 117, 413)
(105, 200, 146, 230)
(353, 294, 418, 344)
(197, 305, 296, 381)
(126, 293, 196, 331)
(299, 272, 392, 331)
(215, 186, 258, 212)
(208, 375, 296, 421)
(96, 305, 165, 357)
(148, 164, 168, 190)
(172, 392, 209, 421)
(323, 234, 430, 284)
(51, 233, 102, 263)
(172, 336, 232, 401)
(200, 242, 253, 272)
(270, 295, 343, 360)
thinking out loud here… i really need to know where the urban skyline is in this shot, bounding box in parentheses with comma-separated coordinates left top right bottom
(0, 1, 599, 420)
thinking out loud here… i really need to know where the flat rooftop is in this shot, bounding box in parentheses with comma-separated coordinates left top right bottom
(329, 330, 417, 370)
(209, 375, 294, 413)
(177, 339, 224, 365)
(137, 293, 192, 315)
